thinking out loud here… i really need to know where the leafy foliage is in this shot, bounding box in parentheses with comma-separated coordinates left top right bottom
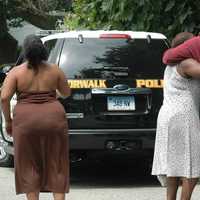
(0, 0, 71, 64)
(8, 0, 70, 14)
(64, 0, 200, 39)
(0, 0, 72, 33)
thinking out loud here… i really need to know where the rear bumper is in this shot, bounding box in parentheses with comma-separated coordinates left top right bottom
(70, 128, 156, 150)
(4, 128, 156, 156)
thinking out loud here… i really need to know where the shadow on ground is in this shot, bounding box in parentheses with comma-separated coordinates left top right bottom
(70, 158, 160, 188)
(6, 157, 160, 188)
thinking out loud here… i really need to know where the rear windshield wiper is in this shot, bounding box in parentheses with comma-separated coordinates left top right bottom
(93, 66, 129, 72)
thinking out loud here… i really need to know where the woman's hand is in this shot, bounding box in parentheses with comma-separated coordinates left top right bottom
(6, 120, 12, 136)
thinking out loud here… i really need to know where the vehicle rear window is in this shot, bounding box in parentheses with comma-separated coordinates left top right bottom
(59, 38, 168, 79)
(44, 39, 63, 64)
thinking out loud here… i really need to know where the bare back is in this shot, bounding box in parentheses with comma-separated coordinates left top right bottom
(1, 61, 70, 101)
(15, 62, 59, 92)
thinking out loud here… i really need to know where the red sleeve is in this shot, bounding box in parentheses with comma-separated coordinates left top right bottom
(163, 36, 200, 65)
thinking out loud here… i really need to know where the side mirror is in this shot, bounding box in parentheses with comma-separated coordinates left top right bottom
(0, 72, 6, 84)
(0, 64, 13, 84)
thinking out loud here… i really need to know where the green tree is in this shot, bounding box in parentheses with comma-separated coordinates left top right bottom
(1, 0, 71, 36)
(64, 0, 200, 39)
(0, 0, 71, 64)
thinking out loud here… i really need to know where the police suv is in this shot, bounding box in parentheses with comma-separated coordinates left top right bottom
(0, 30, 169, 166)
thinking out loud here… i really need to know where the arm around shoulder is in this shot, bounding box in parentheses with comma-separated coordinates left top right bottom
(163, 36, 200, 65)
(163, 43, 191, 65)
(180, 58, 200, 79)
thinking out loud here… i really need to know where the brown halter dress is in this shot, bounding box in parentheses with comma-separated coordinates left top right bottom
(12, 91, 69, 194)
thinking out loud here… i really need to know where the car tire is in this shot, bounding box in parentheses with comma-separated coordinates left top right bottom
(0, 146, 14, 167)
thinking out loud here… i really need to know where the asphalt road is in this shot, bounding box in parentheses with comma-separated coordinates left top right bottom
(1, 160, 200, 200)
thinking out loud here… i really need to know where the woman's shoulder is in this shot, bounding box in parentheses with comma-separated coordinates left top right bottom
(7, 62, 27, 76)
(47, 63, 63, 74)
(48, 63, 59, 69)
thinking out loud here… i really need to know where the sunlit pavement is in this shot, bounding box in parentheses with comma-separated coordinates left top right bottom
(1, 160, 200, 200)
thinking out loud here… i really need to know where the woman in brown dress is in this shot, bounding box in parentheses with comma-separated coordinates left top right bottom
(1, 35, 71, 200)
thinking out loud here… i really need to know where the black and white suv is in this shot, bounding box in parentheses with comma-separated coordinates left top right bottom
(0, 30, 169, 165)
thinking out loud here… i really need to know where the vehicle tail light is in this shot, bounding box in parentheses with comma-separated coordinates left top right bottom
(99, 34, 131, 39)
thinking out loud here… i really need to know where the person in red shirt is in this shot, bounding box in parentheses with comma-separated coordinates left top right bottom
(163, 35, 200, 65)
(152, 32, 200, 200)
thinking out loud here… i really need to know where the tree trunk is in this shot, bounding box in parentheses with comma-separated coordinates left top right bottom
(0, 2, 8, 35)
(0, 34, 18, 65)
(0, 3, 18, 65)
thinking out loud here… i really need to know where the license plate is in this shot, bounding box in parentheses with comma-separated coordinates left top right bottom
(107, 96, 135, 111)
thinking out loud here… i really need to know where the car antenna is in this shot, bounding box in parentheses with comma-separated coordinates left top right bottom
(78, 34, 84, 43)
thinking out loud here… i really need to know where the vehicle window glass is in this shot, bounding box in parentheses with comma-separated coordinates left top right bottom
(43, 39, 62, 64)
(59, 38, 168, 79)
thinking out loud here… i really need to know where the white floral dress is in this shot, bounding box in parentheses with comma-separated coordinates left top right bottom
(152, 66, 200, 186)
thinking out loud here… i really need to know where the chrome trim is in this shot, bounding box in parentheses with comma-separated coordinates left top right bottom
(66, 113, 84, 118)
(1, 113, 13, 143)
(0, 146, 7, 160)
(99, 111, 149, 116)
(0, 136, 9, 159)
(92, 88, 152, 95)
(113, 84, 129, 91)
(1, 95, 16, 143)
(4, 145, 14, 155)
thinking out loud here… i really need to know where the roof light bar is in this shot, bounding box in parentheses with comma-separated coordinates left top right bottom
(99, 34, 131, 39)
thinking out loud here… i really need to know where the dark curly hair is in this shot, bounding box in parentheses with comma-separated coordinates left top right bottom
(171, 32, 194, 48)
(23, 34, 48, 71)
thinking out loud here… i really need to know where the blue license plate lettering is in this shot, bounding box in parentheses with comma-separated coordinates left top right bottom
(107, 96, 135, 111)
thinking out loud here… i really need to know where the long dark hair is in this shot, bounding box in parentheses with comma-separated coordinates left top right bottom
(22, 34, 48, 71)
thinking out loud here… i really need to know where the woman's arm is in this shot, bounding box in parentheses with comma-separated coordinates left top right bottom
(56, 67, 71, 98)
(163, 36, 200, 65)
(180, 58, 200, 79)
(1, 69, 17, 135)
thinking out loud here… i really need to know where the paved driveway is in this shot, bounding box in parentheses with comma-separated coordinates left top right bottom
(1, 161, 200, 200)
